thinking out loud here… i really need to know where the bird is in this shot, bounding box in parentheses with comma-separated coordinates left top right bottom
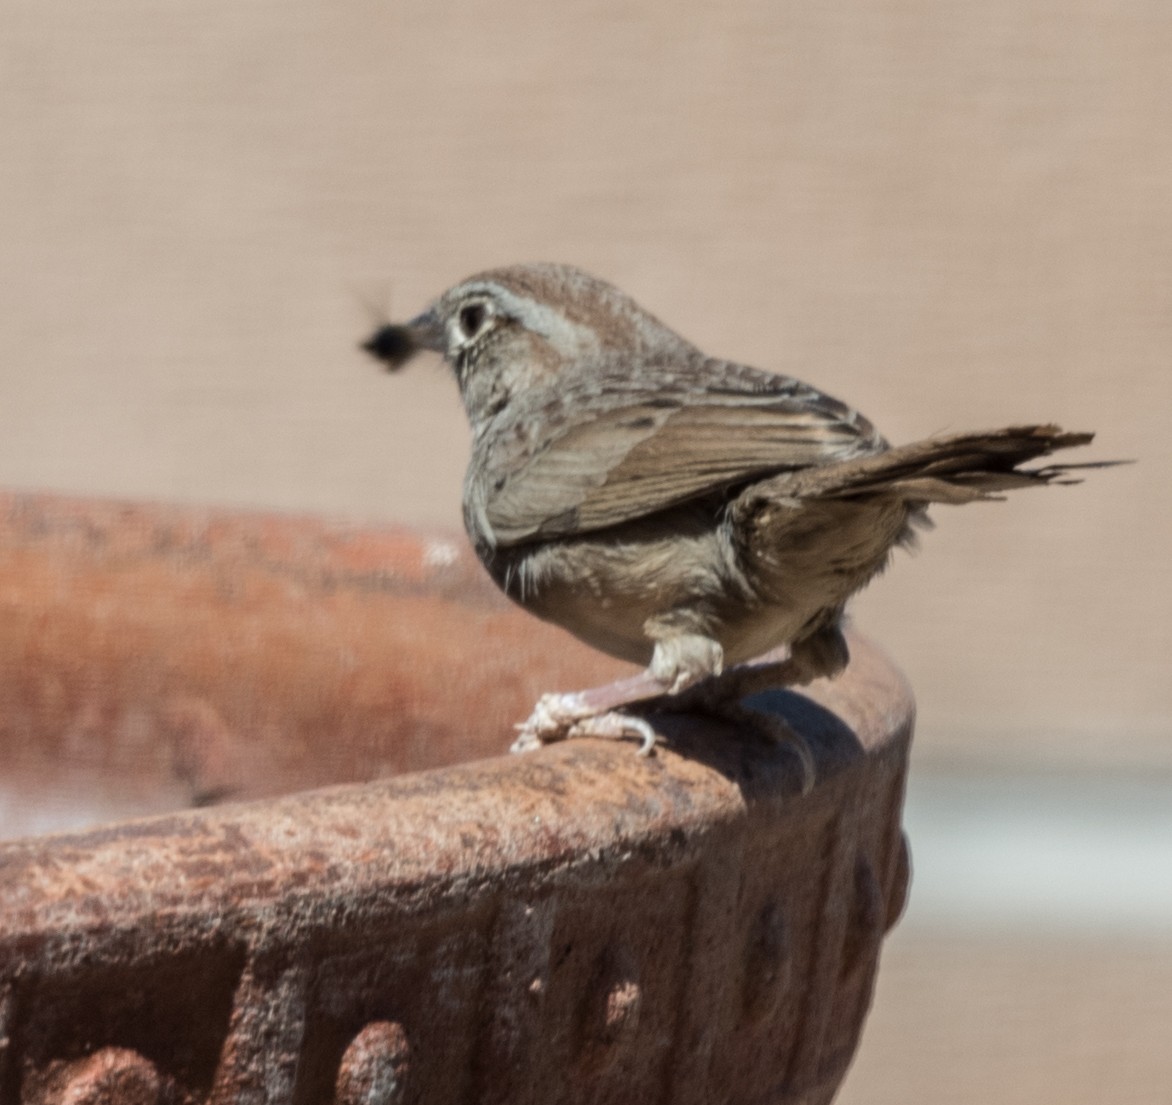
(362, 262, 1110, 769)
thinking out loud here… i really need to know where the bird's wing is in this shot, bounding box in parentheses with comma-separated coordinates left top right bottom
(479, 363, 884, 546)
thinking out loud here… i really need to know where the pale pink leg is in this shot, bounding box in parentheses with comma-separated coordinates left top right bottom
(511, 699, 660, 756)
(511, 627, 847, 764)
(511, 670, 670, 756)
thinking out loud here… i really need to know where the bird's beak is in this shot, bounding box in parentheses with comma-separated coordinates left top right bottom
(360, 308, 445, 371)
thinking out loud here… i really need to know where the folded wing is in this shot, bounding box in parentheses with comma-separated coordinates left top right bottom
(479, 362, 885, 546)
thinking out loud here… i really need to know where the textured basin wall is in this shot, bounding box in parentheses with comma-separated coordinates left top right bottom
(0, 492, 631, 828)
(0, 493, 913, 1103)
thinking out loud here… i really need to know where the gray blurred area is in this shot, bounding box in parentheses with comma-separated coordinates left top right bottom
(2, 2, 1169, 1101)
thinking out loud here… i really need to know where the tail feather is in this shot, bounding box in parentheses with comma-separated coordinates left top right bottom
(789, 424, 1116, 504)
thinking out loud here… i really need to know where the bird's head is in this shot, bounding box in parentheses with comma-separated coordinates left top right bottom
(361, 263, 692, 426)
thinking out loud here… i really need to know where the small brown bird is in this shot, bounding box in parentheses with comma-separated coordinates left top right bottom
(363, 263, 1106, 764)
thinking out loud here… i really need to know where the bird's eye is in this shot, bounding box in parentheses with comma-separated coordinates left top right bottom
(457, 302, 488, 341)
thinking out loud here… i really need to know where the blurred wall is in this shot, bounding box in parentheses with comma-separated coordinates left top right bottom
(5, 2, 1166, 774)
(3, 1, 1168, 769)
(2, 3, 1171, 1102)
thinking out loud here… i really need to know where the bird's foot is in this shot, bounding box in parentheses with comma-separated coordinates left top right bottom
(511, 692, 659, 756)
(509, 626, 846, 771)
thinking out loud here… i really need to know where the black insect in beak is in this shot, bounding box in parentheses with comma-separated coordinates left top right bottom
(361, 309, 445, 371)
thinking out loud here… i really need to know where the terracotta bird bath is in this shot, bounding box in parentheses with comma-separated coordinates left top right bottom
(0, 491, 911, 1104)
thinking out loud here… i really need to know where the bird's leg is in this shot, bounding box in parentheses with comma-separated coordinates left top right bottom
(647, 631, 725, 693)
(511, 625, 848, 776)
(511, 633, 721, 756)
(508, 628, 848, 764)
(510, 669, 672, 756)
(660, 627, 847, 792)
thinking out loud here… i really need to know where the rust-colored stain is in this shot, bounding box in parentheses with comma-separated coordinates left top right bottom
(0, 492, 913, 1104)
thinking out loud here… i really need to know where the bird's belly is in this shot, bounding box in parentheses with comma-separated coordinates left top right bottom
(511, 534, 824, 669)
(488, 514, 739, 667)
(483, 494, 911, 670)
(529, 585, 662, 666)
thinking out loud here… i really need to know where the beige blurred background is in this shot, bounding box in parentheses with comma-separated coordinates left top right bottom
(2, 2, 1169, 1101)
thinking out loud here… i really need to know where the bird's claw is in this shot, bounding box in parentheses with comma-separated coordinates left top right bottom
(511, 693, 659, 756)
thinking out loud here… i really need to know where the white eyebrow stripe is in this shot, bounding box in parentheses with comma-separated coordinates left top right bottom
(453, 281, 604, 359)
